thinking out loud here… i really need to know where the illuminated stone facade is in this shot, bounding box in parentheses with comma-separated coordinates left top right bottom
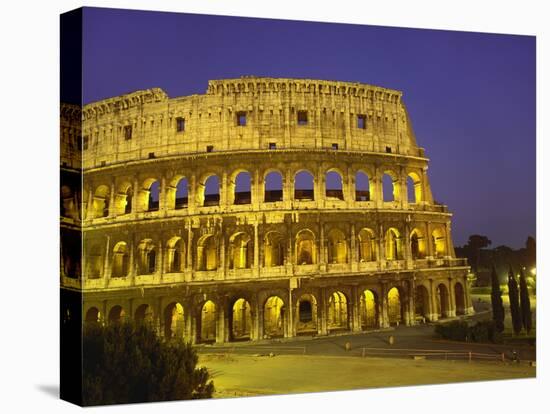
(61, 77, 473, 343)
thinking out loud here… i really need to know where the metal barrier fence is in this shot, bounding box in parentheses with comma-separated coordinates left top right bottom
(359, 346, 505, 362)
(197, 344, 307, 355)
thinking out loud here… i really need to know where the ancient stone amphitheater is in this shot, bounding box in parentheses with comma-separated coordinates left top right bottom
(60, 77, 472, 344)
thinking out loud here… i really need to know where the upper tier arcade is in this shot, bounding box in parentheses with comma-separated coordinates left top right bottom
(81, 77, 424, 169)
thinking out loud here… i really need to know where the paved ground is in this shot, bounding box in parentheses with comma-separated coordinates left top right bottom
(199, 353, 536, 398)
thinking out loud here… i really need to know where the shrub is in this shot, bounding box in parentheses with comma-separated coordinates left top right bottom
(435, 320, 502, 344)
(82, 322, 214, 406)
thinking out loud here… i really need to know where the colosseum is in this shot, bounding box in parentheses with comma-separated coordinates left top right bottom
(60, 77, 473, 344)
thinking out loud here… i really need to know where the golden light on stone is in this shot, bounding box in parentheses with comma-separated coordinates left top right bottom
(60, 77, 474, 345)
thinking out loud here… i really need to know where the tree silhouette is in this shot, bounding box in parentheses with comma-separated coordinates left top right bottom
(507, 265, 522, 335)
(466, 235, 492, 275)
(490, 263, 505, 333)
(82, 322, 214, 405)
(519, 268, 532, 333)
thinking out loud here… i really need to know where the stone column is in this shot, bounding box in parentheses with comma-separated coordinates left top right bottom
(448, 279, 456, 317)
(159, 175, 167, 213)
(429, 279, 439, 321)
(318, 287, 328, 336)
(216, 302, 225, 344)
(108, 182, 116, 217)
(350, 224, 357, 272)
(219, 232, 226, 279)
(380, 283, 389, 328)
(287, 287, 295, 338)
(253, 222, 259, 277)
(188, 174, 197, 214)
(351, 286, 362, 332)
(86, 187, 94, 219)
(156, 238, 163, 277)
(133, 177, 140, 213)
(103, 235, 111, 280)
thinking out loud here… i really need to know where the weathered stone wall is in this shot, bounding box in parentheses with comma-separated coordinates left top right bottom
(60, 77, 472, 344)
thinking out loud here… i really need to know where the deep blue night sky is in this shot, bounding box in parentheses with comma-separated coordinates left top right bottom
(82, 7, 536, 249)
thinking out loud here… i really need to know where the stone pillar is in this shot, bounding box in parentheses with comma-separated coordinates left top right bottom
(351, 286, 362, 332)
(108, 182, 116, 217)
(156, 238, 163, 277)
(448, 279, 456, 317)
(287, 287, 295, 338)
(219, 232, 226, 279)
(128, 239, 135, 279)
(159, 175, 167, 213)
(188, 174, 196, 214)
(284, 167, 292, 209)
(380, 283, 389, 328)
(402, 285, 412, 326)
(133, 177, 140, 213)
(221, 172, 228, 207)
(216, 302, 225, 344)
(103, 235, 111, 280)
(186, 224, 193, 274)
(350, 224, 357, 272)
(318, 287, 328, 336)
(86, 187, 94, 219)
(253, 222, 259, 277)
(429, 279, 438, 321)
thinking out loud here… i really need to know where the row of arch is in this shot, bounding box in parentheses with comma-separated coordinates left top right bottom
(62, 168, 427, 220)
(88, 226, 448, 279)
(85, 281, 467, 343)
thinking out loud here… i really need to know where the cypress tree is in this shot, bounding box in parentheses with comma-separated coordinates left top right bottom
(519, 268, 532, 333)
(507, 265, 522, 335)
(490, 263, 505, 333)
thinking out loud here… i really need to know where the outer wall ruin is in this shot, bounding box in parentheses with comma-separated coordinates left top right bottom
(61, 77, 472, 344)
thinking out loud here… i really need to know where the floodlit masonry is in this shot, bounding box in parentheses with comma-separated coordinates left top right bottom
(61, 77, 473, 343)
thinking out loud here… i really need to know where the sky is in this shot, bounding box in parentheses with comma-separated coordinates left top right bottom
(79, 7, 536, 249)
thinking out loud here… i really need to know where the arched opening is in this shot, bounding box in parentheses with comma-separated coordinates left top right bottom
(436, 283, 449, 318)
(61, 185, 76, 219)
(87, 244, 103, 279)
(327, 228, 347, 264)
(407, 173, 422, 203)
(387, 287, 402, 325)
(175, 177, 188, 209)
(360, 290, 378, 330)
(358, 228, 376, 262)
(264, 171, 283, 202)
(382, 172, 399, 202)
(233, 171, 252, 205)
(199, 300, 217, 343)
(410, 228, 426, 259)
(202, 175, 220, 206)
(122, 185, 133, 215)
(296, 294, 318, 334)
(325, 170, 344, 200)
(415, 285, 430, 321)
(355, 171, 371, 201)
(197, 235, 217, 271)
(455, 282, 466, 315)
(264, 231, 285, 267)
(166, 237, 185, 273)
(164, 302, 184, 339)
(85, 307, 101, 324)
(231, 298, 252, 341)
(294, 170, 314, 201)
(135, 304, 154, 327)
(137, 239, 156, 275)
(111, 242, 129, 278)
(229, 232, 253, 269)
(295, 229, 316, 265)
(108, 305, 125, 325)
(328, 291, 348, 331)
(93, 185, 110, 218)
(263, 296, 285, 338)
(385, 228, 402, 260)
(432, 228, 447, 257)
(147, 181, 160, 212)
